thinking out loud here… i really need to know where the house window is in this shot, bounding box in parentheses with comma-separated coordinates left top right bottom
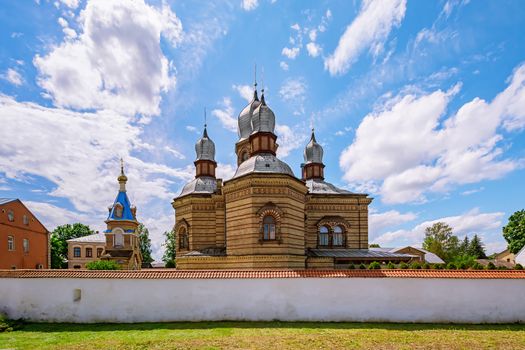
(86, 248, 92, 258)
(179, 227, 188, 249)
(97, 248, 104, 257)
(333, 226, 344, 246)
(23, 215, 29, 225)
(7, 210, 14, 222)
(23, 238, 29, 253)
(319, 226, 329, 246)
(263, 215, 276, 240)
(7, 236, 14, 251)
(73, 247, 81, 258)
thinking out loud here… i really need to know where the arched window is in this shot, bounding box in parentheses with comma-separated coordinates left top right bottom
(113, 228, 124, 247)
(179, 227, 188, 249)
(333, 226, 344, 246)
(242, 151, 249, 162)
(263, 215, 276, 240)
(114, 203, 123, 218)
(7, 210, 14, 222)
(319, 226, 329, 246)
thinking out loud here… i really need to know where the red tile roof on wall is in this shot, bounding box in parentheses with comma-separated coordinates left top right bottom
(0, 269, 524, 279)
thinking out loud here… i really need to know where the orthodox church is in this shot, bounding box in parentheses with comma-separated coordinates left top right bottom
(173, 82, 413, 270)
(67, 161, 142, 269)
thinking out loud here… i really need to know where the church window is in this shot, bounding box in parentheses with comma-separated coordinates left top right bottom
(86, 247, 92, 258)
(114, 231, 124, 247)
(242, 151, 249, 162)
(319, 226, 329, 246)
(114, 203, 123, 218)
(263, 215, 276, 240)
(97, 248, 104, 257)
(73, 247, 81, 257)
(333, 226, 344, 246)
(179, 227, 188, 249)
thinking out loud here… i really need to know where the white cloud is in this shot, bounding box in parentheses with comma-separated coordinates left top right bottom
(324, 0, 407, 76)
(216, 163, 236, 180)
(57, 17, 77, 39)
(25, 201, 102, 233)
(0, 95, 193, 213)
(282, 47, 300, 59)
(275, 124, 307, 158)
(369, 210, 417, 235)
(233, 84, 253, 102)
(279, 61, 289, 71)
(308, 29, 317, 42)
(164, 146, 186, 160)
(212, 97, 237, 133)
(1, 68, 23, 86)
(34, 0, 182, 118)
(373, 208, 505, 254)
(58, 0, 79, 9)
(306, 42, 321, 57)
(241, 0, 258, 11)
(279, 77, 307, 115)
(185, 125, 199, 134)
(340, 64, 525, 204)
(290, 23, 300, 31)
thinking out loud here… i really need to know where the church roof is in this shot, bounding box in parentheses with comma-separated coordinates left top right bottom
(177, 176, 217, 198)
(230, 153, 295, 180)
(107, 190, 135, 221)
(67, 233, 106, 243)
(308, 248, 416, 259)
(305, 179, 353, 195)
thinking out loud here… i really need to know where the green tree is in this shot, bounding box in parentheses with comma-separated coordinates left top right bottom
(50, 223, 94, 269)
(369, 243, 380, 248)
(503, 210, 525, 254)
(468, 234, 487, 259)
(137, 223, 153, 264)
(459, 236, 470, 255)
(86, 260, 120, 270)
(162, 229, 176, 267)
(422, 222, 459, 262)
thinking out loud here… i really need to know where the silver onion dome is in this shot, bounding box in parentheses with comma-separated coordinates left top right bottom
(238, 89, 260, 140)
(251, 92, 275, 134)
(195, 126, 215, 161)
(304, 129, 323, 164)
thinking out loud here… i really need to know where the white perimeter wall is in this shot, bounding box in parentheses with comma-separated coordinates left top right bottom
(1, 278, 524, 323)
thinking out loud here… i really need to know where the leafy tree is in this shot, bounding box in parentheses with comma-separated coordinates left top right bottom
(162, 229, 176, 267)
(422, 222, 459, 262)
(368, 261, 381, 269)
(86, 260, 120, 270)
(468, 234, 487, 259)
(50, 223, 94, 269)
(137, 223, 153, 264)
(503, 210, 525, 254)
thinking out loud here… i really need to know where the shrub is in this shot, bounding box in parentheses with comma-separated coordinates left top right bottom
(386, 262, 396, 269)
(486, 262, 496, 270)
(433, 264, 444, 270)
(85, 260, 120, 270)
(165, 260, 176, 268)
(0, 313, 23, 332)
(515, 263, 524, 270)
(446, 262, 457, 270)
(471, 262, 484, 270)
(497, 266, 508, 270)
(368, 261, 381, 270)
(457, 262, 468, 270)
(410, 262, 422, 269)
(399, 262, 409, 269)
(422, 263, 431, 270)
(348, 264, 356, 270)
(359, 263, 366, 270)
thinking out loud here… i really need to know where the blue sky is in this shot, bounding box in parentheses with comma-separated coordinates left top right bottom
(1, 0, 525, 259)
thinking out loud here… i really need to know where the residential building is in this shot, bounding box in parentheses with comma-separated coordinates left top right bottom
(67, 233, 106, 269)
(0, 198, 49, 269)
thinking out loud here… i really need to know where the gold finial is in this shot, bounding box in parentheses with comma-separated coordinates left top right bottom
(118, 157, 128, 189)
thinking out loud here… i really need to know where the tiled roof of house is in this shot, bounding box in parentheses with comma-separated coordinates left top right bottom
(1, 269, 524, 279)
(67, 233, 106, 243)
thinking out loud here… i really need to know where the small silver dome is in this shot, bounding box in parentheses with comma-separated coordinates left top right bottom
(177, 176, 217, 198)
(230, 153, 295, 180)
(238, 90, 260, 140)
(195, 126, 215, 161)
(251, 93, 275, 134)
(304, 130, 323, 164)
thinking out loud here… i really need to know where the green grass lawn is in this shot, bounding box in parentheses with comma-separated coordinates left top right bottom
(1, 322, 524, 350)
